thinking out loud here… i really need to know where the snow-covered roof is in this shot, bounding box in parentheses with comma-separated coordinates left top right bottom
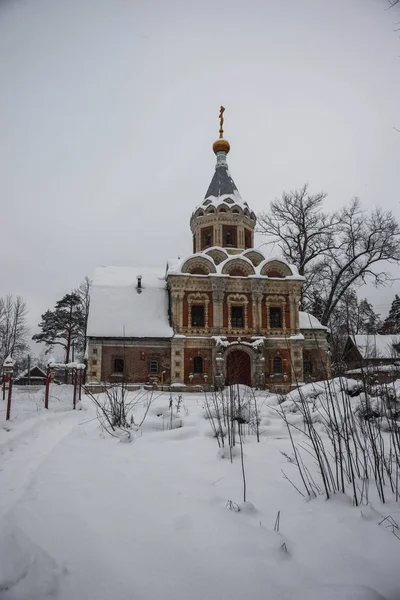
(3, 355, 14, 367)
(167, 249, 303, 280)
(299, 311, 328, 331)
(192, 153, 255, 217)
(15, 366, 46, 380)
(87, 266, 173, 339)
(346, 364, 400, 374)
(350, 335, 400, 359)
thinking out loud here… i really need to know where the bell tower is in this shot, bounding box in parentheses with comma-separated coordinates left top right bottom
(190, 107, 256, 255)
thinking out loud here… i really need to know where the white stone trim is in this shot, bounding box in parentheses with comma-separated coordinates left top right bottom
(265, 295, 287, 334)
(227, 293, 249, 333)
(187, 292, 210, 331)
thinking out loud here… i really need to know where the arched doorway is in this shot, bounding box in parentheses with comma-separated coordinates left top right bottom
(226, 350, 252, 386)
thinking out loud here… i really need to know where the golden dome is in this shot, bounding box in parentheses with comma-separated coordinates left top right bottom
(213, 138, 230, 154)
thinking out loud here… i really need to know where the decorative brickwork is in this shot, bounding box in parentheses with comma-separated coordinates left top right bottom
(87, 126, 330, 392)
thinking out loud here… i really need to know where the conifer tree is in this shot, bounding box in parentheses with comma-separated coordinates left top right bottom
(33, 292, 84, 363)
(382, 294, 400, 334)
(358, 299, 381, 334)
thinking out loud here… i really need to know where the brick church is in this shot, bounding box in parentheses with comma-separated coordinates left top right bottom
(86, 112, 330, 391)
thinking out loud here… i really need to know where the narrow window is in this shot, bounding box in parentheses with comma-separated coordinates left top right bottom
(191, 305, 205, 326)
(114, 358, 124, 374)
(304, 358, 312, 375)
(202, 229, 212, 248)
(226, 230, 233, 245)
(270, 307, 282, 328)
(193, 356, 203, 374)
(149, 360, 158, 374)
(273, 356, 282, 375)
(92, 348, 98, 355)
(231, 306, 244, 327)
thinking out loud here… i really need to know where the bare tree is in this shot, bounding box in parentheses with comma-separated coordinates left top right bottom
(0, 295, 29, 367)
(257, 184, 337, 305)
(76, 276, 91, 356)
(258, 188, 400, 325)
(317, 199, 400, 325)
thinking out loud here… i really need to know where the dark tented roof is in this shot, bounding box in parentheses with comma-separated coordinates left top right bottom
(204, 165, 239, 199)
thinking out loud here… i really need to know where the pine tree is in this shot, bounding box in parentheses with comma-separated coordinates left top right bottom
(382, 294, 400, 334)
(358, 299, 381, 334)
(33, 293, 84, 363)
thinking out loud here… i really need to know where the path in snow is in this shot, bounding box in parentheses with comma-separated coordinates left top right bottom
(1, 393, 399, 600)
(0, 409, 84, 520)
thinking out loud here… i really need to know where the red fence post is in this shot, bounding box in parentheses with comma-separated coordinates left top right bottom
(45, 365, 51, 409)
(3, 356, 14, 419)
(73, 368, 78, 409)
(6, 373, 13, 421)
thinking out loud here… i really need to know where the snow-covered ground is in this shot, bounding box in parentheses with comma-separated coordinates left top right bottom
(1, 383, 400, 600)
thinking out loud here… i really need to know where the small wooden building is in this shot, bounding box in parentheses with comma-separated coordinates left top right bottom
(343, 335, 400, 382)
(15, 366, 47, 386)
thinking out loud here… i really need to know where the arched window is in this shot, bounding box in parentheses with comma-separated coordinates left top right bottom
(225, 230, 233, 245)
(273, 356, 282, 375)
(193, 356, 203, 374)
(201, 227, 213, 249)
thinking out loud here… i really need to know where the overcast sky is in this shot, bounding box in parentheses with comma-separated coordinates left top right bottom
(1, 0, 399, 338)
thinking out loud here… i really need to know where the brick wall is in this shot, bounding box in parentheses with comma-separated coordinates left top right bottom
(101, 344, 171, 384)
(265, 349, 292, 386)
(184, 347, 213, 384)
(303, 348, 329, 382)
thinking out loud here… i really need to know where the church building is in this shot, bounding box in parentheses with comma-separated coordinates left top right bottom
(86, 111, 330, 391)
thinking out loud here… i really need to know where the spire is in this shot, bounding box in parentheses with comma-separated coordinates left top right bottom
(204, 158, 241, 201)
(212, 105, 230, 156)
(205, 106, 240, 201)
(190, 108, 256, 253)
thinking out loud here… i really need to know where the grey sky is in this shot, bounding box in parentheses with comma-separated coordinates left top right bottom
(1, 0, 399, 338)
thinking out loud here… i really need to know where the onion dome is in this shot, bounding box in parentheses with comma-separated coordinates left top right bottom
(212, 138, 230, 154)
